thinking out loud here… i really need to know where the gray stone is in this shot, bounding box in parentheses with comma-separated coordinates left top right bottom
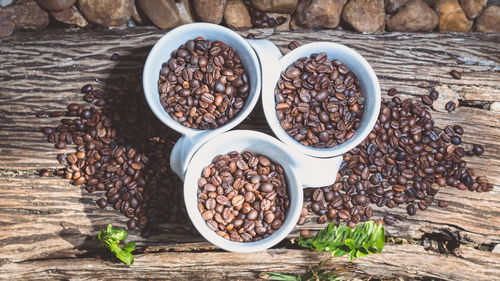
(476, 5, 500, 32)
(342, 0, 386, 33)
(250, 0, 297, 13)
(224, 0, 252, 28)
(387, 0, 438, 31)
(193, 0, 226, 24)
(293, 0, 345, 29)
(78, 0, 133, 27)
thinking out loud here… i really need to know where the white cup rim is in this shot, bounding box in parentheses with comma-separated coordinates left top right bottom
(143, 23, 262, 137)
(261, 42, 381, 158)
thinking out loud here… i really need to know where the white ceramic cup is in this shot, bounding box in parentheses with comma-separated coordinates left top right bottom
(183, 130, 343, 253)
(247, 40, 381, 159)
(143, 23, 262, 180)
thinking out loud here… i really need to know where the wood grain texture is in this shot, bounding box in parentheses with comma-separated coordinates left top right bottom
(0, 245, 499, 281)
(0, 27, 499, 280)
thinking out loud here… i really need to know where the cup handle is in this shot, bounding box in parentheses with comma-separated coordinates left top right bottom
(170, 131, 215, 181)
(246, 39, 282, 79)
(291, 152, 343, 188)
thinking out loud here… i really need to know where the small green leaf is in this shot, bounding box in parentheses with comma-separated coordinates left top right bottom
(115, 249, 134, 265)
(123, 242, 136, 253)
(298, 221, 385, 260)
(107, 228, 127, 242)
(97, 224, 135, 266)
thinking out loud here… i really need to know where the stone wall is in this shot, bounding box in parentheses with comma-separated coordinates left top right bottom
(0, 0, 498, 37)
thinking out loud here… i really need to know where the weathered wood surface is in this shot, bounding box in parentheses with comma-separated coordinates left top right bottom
(0, 27, 499, 280)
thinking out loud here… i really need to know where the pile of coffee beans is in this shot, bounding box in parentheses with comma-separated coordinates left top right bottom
(197, 151, 289, 242)
(275, 53, 365, 148)
(158, 37, 250, 130)
(39, 80, 186, 237)
(300, 89, 492, 227)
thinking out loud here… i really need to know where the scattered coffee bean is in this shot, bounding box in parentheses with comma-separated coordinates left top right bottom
(38, 82, 187, 237)
(453, 125, 463, 135)
(472, 144, 484, 156)
(275, 53, 364, 148)
(158, 37, 249, 130)
(246, 33, 256, 39)
(39, 169, 51, 177)
(450, 70, 461, 80)
(388, 88, 397, 96)
(300, 229, 311, 238)
(81, 84, 93, 93)
(288, 40, 300, 50)
(300, 88, 492, 228)
(429, 89, 439, 100)
(438, 200, 449, 207)
(383, 215, 395, 225)
(445, 101, 456, 112)
(421, 95, 433, 106)
(407, 204, 416, 216)
(198, 151, 289, 242)
(97, 198, 108, 209)
(110, 53, 120, 61)
(36, 111, 49, 118)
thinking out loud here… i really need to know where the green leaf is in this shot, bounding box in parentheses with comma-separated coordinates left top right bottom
(298, 221, 385, 260)
(123, 242, 136, 253)
(97, 224, 135, 266)
(115, 249, 134, 265)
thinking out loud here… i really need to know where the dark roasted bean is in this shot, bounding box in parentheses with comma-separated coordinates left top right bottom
(445, 101, 456, 113)
(450, 70, 461, 79)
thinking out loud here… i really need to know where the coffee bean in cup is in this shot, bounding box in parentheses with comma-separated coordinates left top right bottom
(197, 151, 289, 242)
(158, 37, 250, 130)
(275, 53, 365, 148)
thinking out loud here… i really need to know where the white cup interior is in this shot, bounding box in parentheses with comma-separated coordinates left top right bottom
(143, 23, 262, 136)
(261, 42, 381, 158)
(183, 130, 303, 253)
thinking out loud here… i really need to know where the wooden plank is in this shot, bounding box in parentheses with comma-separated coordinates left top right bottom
(1, 173, 499, 263)
(0, 245, 499, 281)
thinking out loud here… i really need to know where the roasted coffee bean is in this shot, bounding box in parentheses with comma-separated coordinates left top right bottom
(39, 169, 51, 177)
(406, 204, 416, 216)
(450, 70, 461, 79)
(421, 95, 433, 106)
(36, 111, 49, 118)
(438, 200, 449, 207)
(429, 89, 439, 100)
(472, 144, 484, 155)
(275, 53, 364, 148)
(288, 40, 300, 50)
(383, 215, 395, 225)
(451, 135, 462, 145)
(198, 151, 288, 242)
(445, 101, 456, 112)
(97, 198, 108, 209)
(110, 53, 120, 61)
(158, 37, 249, 130)
(81, 84, 93, 93)
(300, 229, 311, 238)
